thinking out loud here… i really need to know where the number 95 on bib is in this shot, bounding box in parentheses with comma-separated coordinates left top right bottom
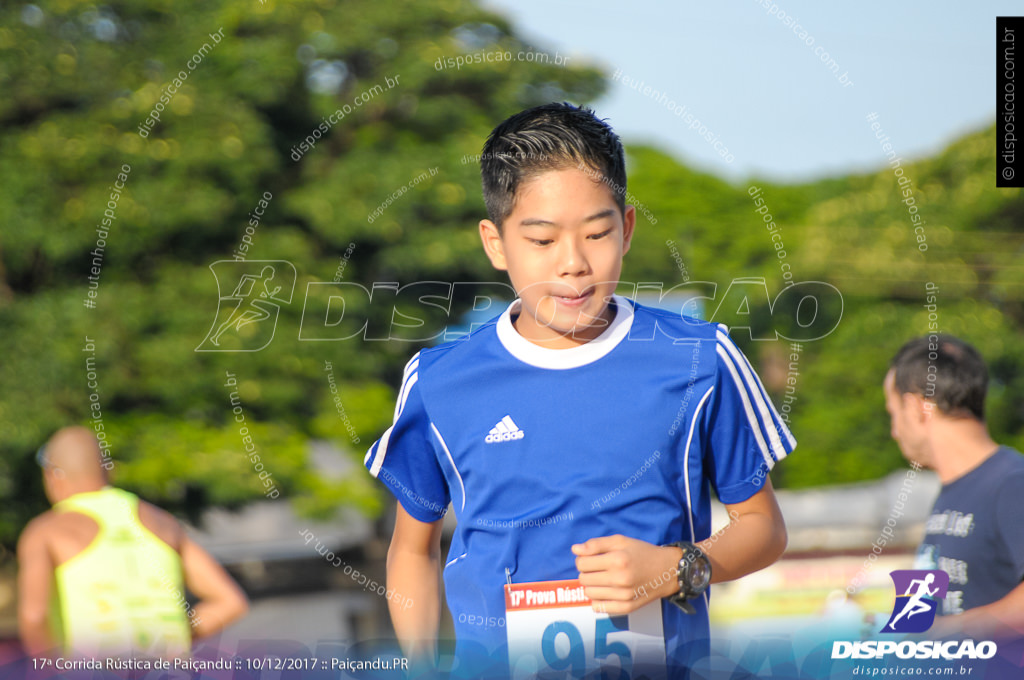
(505, 579, 666, 680)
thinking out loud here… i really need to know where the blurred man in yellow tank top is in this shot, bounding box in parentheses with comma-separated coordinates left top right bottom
(16, 426, 249, 658)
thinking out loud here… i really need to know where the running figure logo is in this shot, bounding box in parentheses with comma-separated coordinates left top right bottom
(196, 260, 296, 352)
(881, 570, 949, 634)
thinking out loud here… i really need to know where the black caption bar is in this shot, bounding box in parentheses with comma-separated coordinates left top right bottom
(997, 17, 1023, 187)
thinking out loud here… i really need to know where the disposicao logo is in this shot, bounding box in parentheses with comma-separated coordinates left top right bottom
(881, 569, 948, 634)
(831, 569, 997, 661)
(196, 260, 296, 352)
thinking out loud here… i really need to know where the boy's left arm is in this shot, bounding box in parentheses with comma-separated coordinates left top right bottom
(574, 478, 786, 615)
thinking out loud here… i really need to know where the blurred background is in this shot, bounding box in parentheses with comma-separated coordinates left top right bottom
(1, 0, 1022, 670)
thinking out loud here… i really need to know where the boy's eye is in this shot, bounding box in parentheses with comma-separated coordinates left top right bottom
(528, 238, 553, 246)
(587, 228, 613, 240)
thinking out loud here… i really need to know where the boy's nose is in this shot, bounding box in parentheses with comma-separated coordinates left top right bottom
(557, 239, 589, 277)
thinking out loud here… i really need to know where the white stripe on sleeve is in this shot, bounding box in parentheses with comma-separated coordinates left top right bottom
(716, 328, 792, 462)
(368, 353, 421, 477)
(716, 343, 774, 469)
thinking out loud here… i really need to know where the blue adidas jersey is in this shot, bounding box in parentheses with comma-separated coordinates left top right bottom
(364, 296, 795, 676)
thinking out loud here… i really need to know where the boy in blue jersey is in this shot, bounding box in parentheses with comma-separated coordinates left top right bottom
(365, 103, 795, 678)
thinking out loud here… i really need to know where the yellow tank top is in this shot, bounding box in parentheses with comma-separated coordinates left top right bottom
(52, 487, 192, 658)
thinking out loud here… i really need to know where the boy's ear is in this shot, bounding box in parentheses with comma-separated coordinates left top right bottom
(479, 219, 508, 271)
(621, 205, 636, 255)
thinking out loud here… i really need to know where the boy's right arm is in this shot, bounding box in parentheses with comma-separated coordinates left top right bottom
(387, 503, 445, 665)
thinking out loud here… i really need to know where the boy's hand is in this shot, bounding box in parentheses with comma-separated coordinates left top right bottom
(571, 483, 787, 616)
(572, 535, 683, 615)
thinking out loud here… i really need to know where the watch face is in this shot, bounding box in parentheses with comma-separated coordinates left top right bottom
(685, 554, 711, 592)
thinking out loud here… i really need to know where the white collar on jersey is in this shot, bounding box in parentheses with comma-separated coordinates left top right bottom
(495, 294, 635, 370)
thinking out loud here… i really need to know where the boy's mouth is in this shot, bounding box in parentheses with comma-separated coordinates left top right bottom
(552, 288, 593, 307)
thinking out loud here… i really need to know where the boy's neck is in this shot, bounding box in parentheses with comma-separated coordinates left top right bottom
(511, 298, 618, 350)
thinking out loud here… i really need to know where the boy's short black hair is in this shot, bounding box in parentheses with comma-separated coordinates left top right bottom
(480, 102, 626, 229)
(889, 334, 988, 421)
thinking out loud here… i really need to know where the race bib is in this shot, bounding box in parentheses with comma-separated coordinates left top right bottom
(505, 579, 666, 679)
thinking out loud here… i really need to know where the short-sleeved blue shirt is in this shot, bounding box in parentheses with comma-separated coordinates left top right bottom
(915, 446, 1024, 615)
(365, 296, 796, 676)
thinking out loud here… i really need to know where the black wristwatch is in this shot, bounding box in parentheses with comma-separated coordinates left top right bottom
(665, 542, 712, 614)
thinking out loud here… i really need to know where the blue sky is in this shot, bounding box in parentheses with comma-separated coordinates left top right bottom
(481, 1, 1015, 183)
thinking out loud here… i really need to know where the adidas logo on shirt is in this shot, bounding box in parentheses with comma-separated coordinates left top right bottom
(485, 416, 524, 444)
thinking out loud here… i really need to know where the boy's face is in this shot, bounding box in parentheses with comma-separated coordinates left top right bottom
(479, 166, 635, 349)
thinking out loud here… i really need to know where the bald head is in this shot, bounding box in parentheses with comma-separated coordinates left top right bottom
(40, 427, 109, 500)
